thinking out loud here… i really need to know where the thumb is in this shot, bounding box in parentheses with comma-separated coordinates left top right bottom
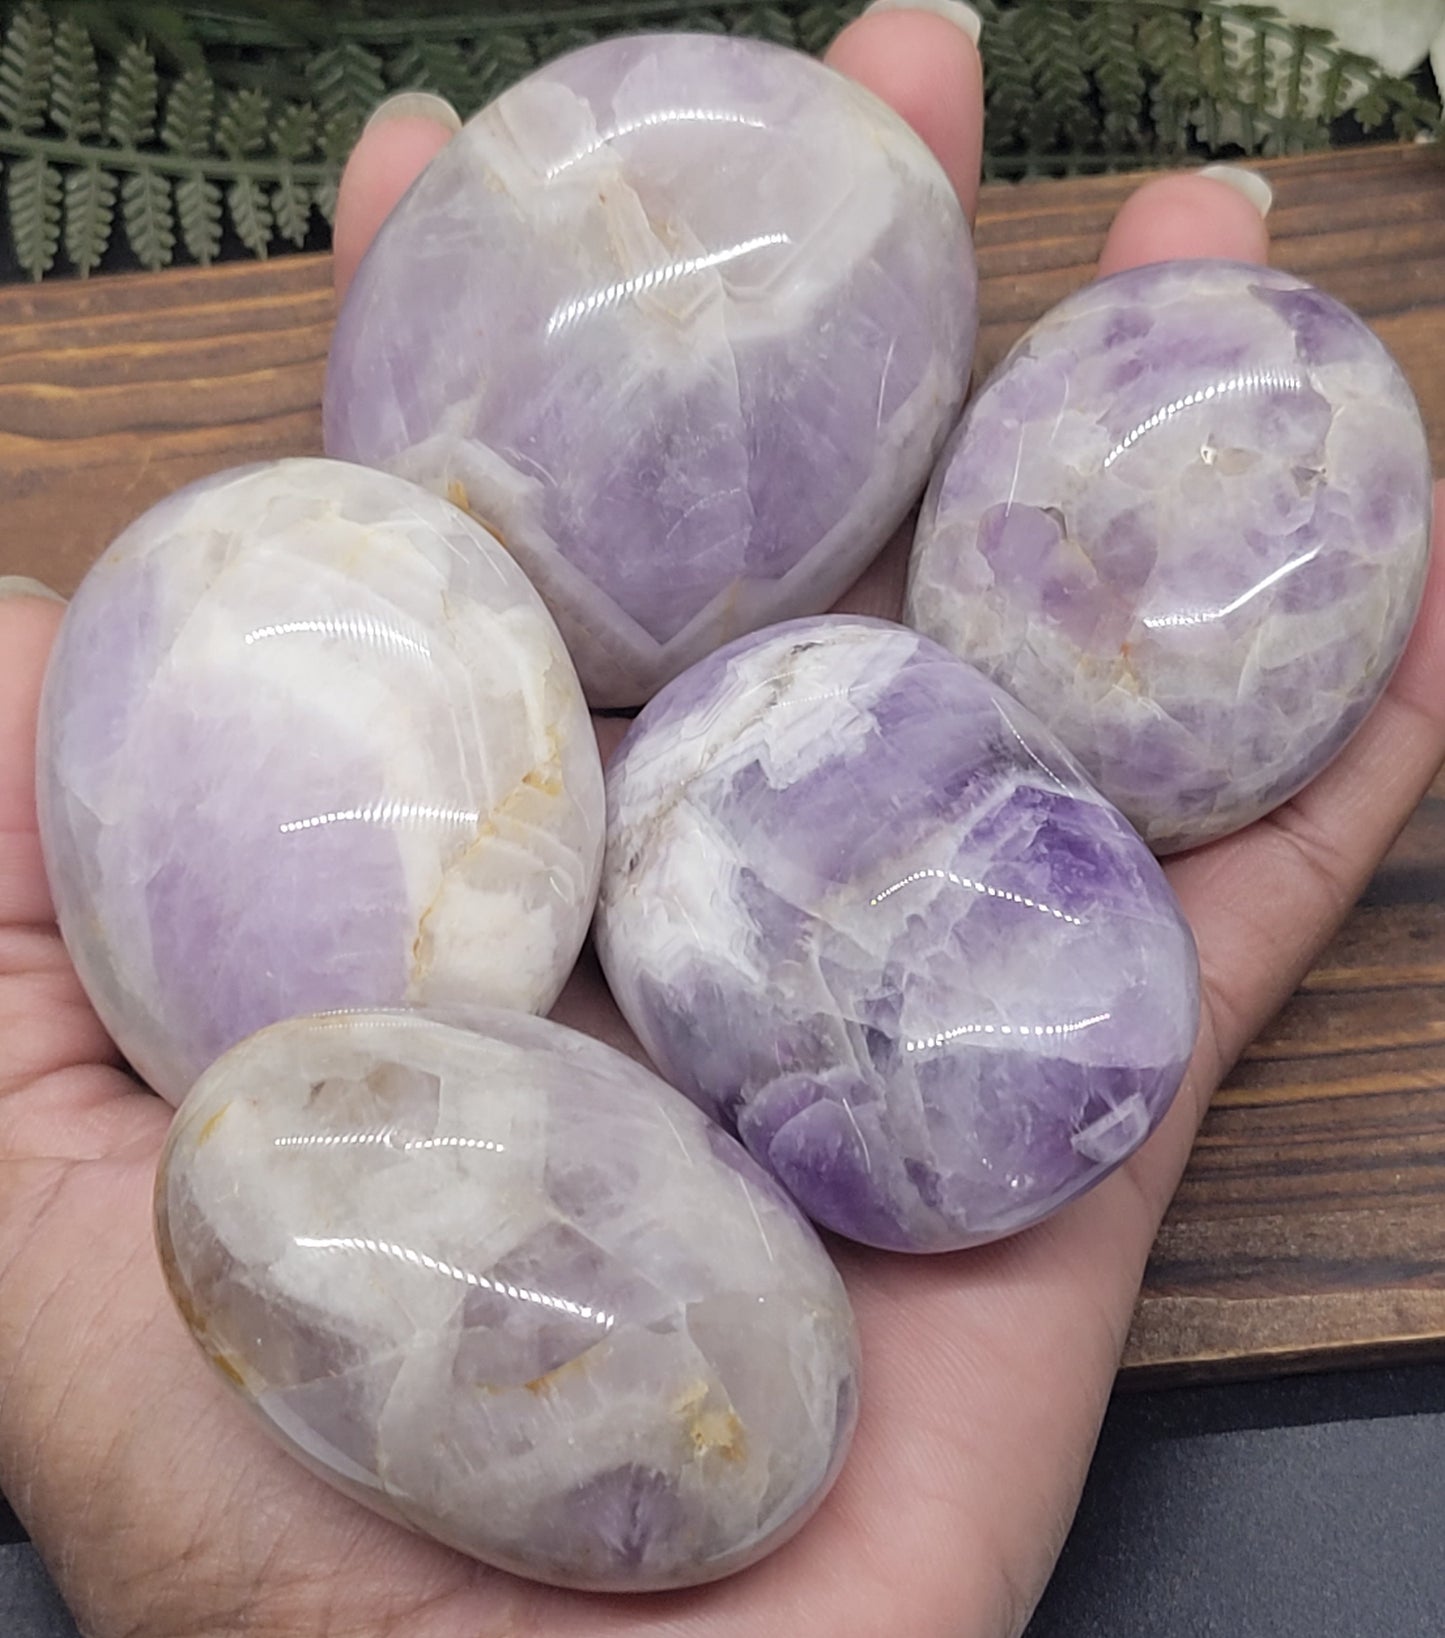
(332, 93, 461, 302)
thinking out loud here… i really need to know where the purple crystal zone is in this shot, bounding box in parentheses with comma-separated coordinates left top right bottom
(597, 618, 1200, 1252)
(157, 1009, 860, 1590)
(36, 459, 604, 1104)
(906, 258, 1433, 853)
(324, 32, 976, 705)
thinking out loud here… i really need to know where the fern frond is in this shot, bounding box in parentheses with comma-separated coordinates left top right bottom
(1014, 2, 1094, 152)
(50, 13, 102, 141)
(0, 4, 53, 134)
(216, 85, 270, 156)
(1084, 6, 1145, 149)
(981, 6, 1033, 157)
(272, 172, 310, 244)
(272, 101, 317, 161)
(1138, 10, 1202, 155)
(63, 161, 115, 273)
(7, 150, 60, 277)
(465, 32, 534, 105)
(121, 167, 175, 268)
(106, 38, 160, 147)
(175, 170, 222, 262)
(227, 172, 272, 255)
(307, 40, 385, 148)
(162, 65, 215, 155)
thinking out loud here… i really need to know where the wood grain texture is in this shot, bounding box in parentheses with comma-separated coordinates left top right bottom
(3, 142, 1445, 1383)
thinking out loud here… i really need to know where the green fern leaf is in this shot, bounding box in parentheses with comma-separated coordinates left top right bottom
(1138, 10, 1201, 154)
(727, 6, 801, 46)
(63, 163, 116, 275)
(387, 38, 479, 110)
(216, 85, 271, 157)
(272, 173, 310, 245)
(121, 168, 175, 269)
(797, 4, 861, 56)
(1082, 5, 1144, 147)
(106, 39, 160, 148)
(7, 152, 61, 279)
(162, 65, 215, 155)
(50, 14, 103, 142)
(467, 32, 535, 106)
(0, 3, 53, 134)
(1015, 1, 1093, 151)
(982, 9, 1034, 157)
(175, 171, 222, 264)
(227, 174, 273, 257)
(313, 171, 339, 226)
(272, 101, 318, 162)
(308, 40, 386, 150)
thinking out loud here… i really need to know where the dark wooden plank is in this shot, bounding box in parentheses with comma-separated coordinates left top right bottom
(3, 143, 1445, 1382)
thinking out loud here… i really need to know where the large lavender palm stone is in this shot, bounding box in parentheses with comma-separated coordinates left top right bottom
(156, 1009, 859, 1591)
(596, 618, 1200, 1253)
(324, 33, 976, 706)
(907, 259, 1433, 853)
(36, 459, 604, 1105)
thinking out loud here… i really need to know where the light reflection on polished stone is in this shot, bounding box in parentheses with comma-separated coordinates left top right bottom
(156, 1008, 859, 1591)
(596, 617, 1200, 1253)
(325, 33, 977, 705)
(36, 458, 604, 1105)
(907, 259, 1433, 852)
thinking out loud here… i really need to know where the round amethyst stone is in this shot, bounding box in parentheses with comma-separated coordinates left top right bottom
(325, 32, 977, 707)
(907, 259, 1433, 853)
(595, 617, 1200, 1253)
(157, 1008, 859, 1591)
(37, 459, 604, 1105)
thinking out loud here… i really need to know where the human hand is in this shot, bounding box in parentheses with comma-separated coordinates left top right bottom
(3, 10, 1444, 1638)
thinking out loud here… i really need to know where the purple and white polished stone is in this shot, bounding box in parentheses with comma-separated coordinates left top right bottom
(907, 259, 1433, 853)
(325, 32, 977, 706)
(156, 1008, 859, 1591)
(37, 459, 604, 1105)
(595, 617, 1199, 1253)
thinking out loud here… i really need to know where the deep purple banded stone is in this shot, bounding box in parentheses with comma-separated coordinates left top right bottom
(907, 259, 1432, 853)
(596, 617, 1201, 1252)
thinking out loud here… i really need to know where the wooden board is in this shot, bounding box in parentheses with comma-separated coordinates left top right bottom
(3, 142, 1445, 1384)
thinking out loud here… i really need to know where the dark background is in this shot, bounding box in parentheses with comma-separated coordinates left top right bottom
(4, 1362, 1444, 1634)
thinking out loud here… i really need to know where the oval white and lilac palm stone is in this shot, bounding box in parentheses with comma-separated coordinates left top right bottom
(595, 617, 1200, 1254)
(906, 259, 1433, 854)
(37, 459, 604, 1106)
(156, 1008, 860, 1592)
(324, 32, 977, 707)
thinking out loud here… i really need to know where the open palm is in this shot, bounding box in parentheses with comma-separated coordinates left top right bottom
(3, 13, 1443, 1638)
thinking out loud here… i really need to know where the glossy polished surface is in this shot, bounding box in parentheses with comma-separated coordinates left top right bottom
(907, 259, 1433, 853)
(156, 1009, 860, 1591)
(37, 460, 603, 1105)
(325, 32, 977, 706)
(596, 618, 1199, 1253)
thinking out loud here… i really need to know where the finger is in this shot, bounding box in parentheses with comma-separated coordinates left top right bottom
(825, 6, 984, 218)
(0, 595, 65, 929)
(1166, 484, 1445, 1101)
(1097, 167, 1272, 278)
(333, 96, 460, 303)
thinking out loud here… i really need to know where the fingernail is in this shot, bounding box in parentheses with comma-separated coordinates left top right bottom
(1198, 164, 1273, 219)
(0, 574, 65, 605)
(862, 0, 983, 45)
(364, 91, 462, 137)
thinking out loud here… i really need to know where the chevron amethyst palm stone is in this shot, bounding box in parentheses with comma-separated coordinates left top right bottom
(596, 618, 1200, 1253)
(36, 459, 604, 1105)
(156, 1009, 859, 1591)
(907, 259, 1433, 853)
(324, 32, 977, 706)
